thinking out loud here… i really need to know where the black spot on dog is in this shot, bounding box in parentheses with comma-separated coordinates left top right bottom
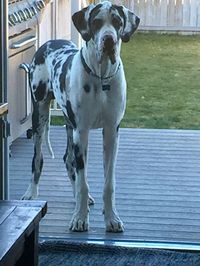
(111, 14, 123, 31)
(63, 151, 67, 164)
(49, 39, 69, 50)
(40, 154, 43, 173)
(84, 84, 90, 93)
(32, 148, 43, 177)
(34, 42, 48, 65)
(74, 144, 84, 171)
(59, 62, 68, 92)
(102, 85, 111, 91)
(54, 60, 62, 74)
(32, 147, 36, 173)
(32, 101, 39, 134)
(67, 54, 75, 70)
(59, 54, 75, 92)
(91, 18, 103, 32)
(47, 91, 55, 100)
(34, 81, 46, 101)
(89, 4, 103, 24)
(52, 59, 56, 65)
(63, 48, 78, 55)
(71, 173, 76, 181)
(29, 70, 33, 86)
(63, 131, 70, 164)
(89, 4, 103, 36)
(66, 100, 76, 129)
(113, 5, 126, 25)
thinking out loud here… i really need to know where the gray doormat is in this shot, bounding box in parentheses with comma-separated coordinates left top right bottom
(39, 241, 200, 266)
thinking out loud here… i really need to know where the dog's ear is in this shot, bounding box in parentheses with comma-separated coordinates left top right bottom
(72, 4, 95, 42)
(114, 5, 140, 43)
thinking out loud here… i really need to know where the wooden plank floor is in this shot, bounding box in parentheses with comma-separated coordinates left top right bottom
(9, 126, 200, 244)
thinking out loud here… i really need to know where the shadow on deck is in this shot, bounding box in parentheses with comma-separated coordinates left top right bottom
(9, 126, 200, 246)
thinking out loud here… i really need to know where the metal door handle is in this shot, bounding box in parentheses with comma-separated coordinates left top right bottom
(10, 36, 37, 49)
(19, 63, 30, 73)
(19, 63, 31, 124)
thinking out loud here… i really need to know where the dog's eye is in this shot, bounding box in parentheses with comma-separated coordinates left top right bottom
(93, 19, 103, 30)
(112, 17, 122, 30)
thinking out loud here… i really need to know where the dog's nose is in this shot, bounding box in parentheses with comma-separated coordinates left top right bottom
(103, 35, 115, 50)
(136, 16, 140, 26)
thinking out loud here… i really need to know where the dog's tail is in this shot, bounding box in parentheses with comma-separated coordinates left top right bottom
(45, 117, 55, 159)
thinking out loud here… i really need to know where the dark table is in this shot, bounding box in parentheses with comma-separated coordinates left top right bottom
(0, 200, 47, 266)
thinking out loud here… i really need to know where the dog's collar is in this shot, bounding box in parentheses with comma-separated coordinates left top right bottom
(80, 48, 120, 91)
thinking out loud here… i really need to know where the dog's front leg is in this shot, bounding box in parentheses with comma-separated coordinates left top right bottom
(69, 129, 89, 232)
(103, 126, 124, 232)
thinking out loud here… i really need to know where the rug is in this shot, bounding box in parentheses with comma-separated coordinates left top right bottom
(39, 241, 200, 266)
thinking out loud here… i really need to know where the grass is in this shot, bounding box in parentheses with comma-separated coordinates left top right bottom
(51, 33, 200, 129)
(121, 32, 200, 129)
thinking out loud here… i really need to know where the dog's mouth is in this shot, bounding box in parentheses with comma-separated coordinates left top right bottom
(102, 35, 117, 64)
(103, 47, 116, 64)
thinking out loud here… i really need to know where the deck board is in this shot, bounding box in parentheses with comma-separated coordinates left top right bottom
(9, 127, 200, 244)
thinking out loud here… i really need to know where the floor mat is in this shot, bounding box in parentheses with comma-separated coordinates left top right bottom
(39, 240, 200, 266)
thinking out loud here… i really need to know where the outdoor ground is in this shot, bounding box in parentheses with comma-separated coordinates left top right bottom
(52, 33, 200, 129)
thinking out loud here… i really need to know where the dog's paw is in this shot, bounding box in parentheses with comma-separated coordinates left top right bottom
(21, 184, 38, 200)
(88, 194, 95, 205)
(104, 211, 124, 233)
(69, 213, 89, 232)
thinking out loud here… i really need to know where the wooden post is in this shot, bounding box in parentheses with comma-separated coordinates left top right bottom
(160, 0, 168, 27)
(197, 0, 200, 27)
(190, 0, 197, 27)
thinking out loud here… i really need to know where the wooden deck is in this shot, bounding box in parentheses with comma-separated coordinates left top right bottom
(9, 126, 200, 246)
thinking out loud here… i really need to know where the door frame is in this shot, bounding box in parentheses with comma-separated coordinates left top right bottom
(0, 0, 9, 200)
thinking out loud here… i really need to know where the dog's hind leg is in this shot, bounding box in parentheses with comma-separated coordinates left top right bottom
(45, 110, 54, 159)
(21, 99, 51, 200)
(63, 125, 76, 196)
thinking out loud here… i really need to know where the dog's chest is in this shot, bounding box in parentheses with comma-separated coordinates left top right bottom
(71, 76, 125, 129)
(42, 42, 126, 129)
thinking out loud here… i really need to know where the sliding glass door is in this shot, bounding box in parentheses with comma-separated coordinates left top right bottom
(0, 0, 9, 200)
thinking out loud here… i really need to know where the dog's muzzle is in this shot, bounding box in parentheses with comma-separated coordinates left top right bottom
(102, 35, 116, 64)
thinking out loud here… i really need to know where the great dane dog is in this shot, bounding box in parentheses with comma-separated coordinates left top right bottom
(22, 1, 140, 232)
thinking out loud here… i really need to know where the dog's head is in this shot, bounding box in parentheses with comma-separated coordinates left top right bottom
(72, 1, 140, 64)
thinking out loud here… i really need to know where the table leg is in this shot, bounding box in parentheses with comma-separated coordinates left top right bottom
(16, 225, 39, 266)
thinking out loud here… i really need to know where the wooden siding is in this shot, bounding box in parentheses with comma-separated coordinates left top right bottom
(39, 0, 71, 46)
(9, 127, 200, 244)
